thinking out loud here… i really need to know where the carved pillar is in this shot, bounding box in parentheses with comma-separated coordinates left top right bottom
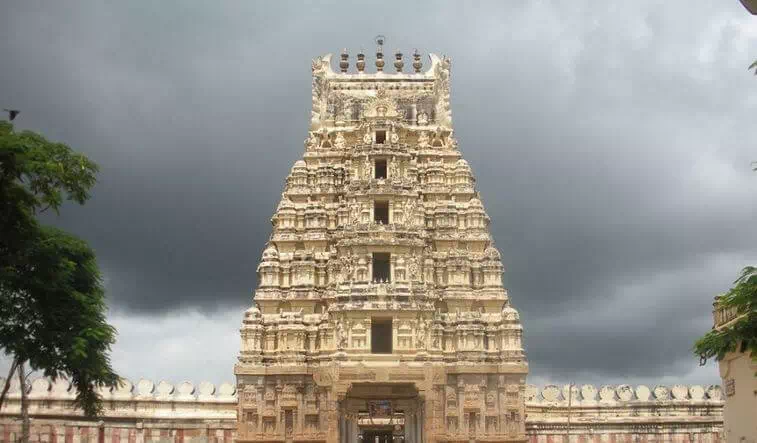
(326, 396, 339, 443)
(317, 266, 326, 288)
(307, 332, 317, 353)
(404, 408, 416, 443)
(366, 318, 372, 354)
(365, 253, 372, 283)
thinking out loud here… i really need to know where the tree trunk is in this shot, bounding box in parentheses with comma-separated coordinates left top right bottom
(18, 360, 29, 443)
(0, 357, 18, 411)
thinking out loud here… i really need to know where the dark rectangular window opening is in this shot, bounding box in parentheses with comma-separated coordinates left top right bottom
(375, 159, 387, 179)
(372, 252, 390, 283)
(375, 130, 386, 144)
(374, 201, 389, 224)
(371, 318, 392, 354)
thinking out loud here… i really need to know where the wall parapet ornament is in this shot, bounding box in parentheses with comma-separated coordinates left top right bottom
(524, 383, 723, 405)
(0, 378, 723, 442)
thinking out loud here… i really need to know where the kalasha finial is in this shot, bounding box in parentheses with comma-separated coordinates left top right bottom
(412, 49, 422, 73)
(339, 48, 349, 73)
(356, 49, 366, 73)
(394, 50, 403, 73)
(375, 35, 385, 72)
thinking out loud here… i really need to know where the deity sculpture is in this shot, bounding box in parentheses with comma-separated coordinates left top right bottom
(336, 318, 347, 350)
(349, 200, 360, 225)
(390, 126, 400, 144)
(417, 130, 430, 149)
(362, 155, 372, 180)
(341, 103, 352, 122)
(340, 254, 354, 282)
(404, 198, 416, 225)
(408, 256, 420, 280)
(334, 132, 346, 149)
(305, 131, 320, 150)
(390, 156, 400, 179)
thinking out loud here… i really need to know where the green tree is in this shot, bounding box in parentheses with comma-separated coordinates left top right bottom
(694, 266, 757, 366)
(0, 120, 119, 422)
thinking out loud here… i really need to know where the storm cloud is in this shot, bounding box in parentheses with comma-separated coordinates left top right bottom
(1, 1, 756, 386)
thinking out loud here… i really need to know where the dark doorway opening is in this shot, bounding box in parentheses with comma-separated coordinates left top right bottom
(362, 430, 393, 443)
(374, 201, 389, 224)
(371, 318, 392, 354)
(372, 253, 390, 282)
(375, 159, 387, 179)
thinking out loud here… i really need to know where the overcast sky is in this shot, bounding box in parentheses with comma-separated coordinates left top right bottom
(2, 1, 756, 389)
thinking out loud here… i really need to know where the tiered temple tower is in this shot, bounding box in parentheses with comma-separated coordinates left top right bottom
(235, 40, 528, 443)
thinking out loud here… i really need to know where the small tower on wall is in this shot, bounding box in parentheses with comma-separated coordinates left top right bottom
(235, 39, 528, 443)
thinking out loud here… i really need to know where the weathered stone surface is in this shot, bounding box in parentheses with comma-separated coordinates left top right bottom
(616, 384, 633, 401)
(636, 384, 651, 401)
(234, 43, 528, 443)
(136, 378, 154, 397)
(654, 385, 670, 400)
(689, 384, 705, 401)
(580, 384, 597, 401)
(599, 385, 616, 401)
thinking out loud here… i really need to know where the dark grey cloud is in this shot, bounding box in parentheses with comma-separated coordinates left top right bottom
(1, 1, 755, 385)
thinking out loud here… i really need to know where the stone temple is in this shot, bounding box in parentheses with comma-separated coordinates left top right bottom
(0, 41, 727, 443)
(235, 40, 528, 443)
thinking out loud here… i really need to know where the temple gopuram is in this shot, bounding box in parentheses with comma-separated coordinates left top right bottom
(234, 38, 528, 443)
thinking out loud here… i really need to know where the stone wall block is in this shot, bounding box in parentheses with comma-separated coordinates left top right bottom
(198, 381, 216, 400)
(705, 385, 722, 401)
(652, 385, 670, 400)
(177, 381, 195, 400)
(541, 385, 560, 402)
(96, 383, 113, 400)
(51, 378, 73, 398)
(635, 385, 651, 401)
(598, 385, 616, 402)
(689, 384, 705, 401)
(615, 384, 633, 402)
(671, 384, 689, 400)
(156, 381, 175, 399)
(218, 382, 236, 399)
(525, 384, 539, 402)
(580, 384, 597, 402)
(561, 384, 579, 404)
(136, 378, 155, 398)
(113, 379, 133, 399)
(29, 378, 50, 398)
(6, 376, 24, 397)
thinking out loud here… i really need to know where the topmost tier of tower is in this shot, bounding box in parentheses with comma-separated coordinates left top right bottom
(310, 39, 452, 131)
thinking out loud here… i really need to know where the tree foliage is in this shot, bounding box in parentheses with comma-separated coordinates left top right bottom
(0, 120, 118, 417)
(694, 266, 757, 366)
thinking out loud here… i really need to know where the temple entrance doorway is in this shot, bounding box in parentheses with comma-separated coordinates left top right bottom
(339, 383, 424, 443)
(361, 429, 394, 443)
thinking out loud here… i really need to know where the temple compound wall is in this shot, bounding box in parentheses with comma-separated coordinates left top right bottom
(0, 378, 724, 442)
